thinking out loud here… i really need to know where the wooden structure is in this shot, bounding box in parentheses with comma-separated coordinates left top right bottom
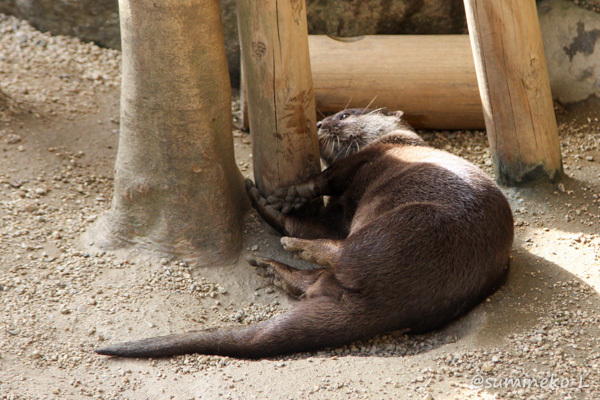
(237, 0, 321, 195)
(237, 0, 562, 185)
(309, 35, 483, 130)
(242, 34, 485, 130)
(464, 0, 562, 184)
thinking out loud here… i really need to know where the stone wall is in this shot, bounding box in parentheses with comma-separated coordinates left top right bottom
(0, 0, 120, 48)
(0, 0, 468, 88)
(1, 0, 599, 102)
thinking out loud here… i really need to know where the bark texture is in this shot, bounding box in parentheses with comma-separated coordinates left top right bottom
(464, 0, 563, 184)
(237, 0, 322, 195)
(94, 0, 247, 265)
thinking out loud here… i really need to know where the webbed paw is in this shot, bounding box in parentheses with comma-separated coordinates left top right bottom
(245, 179, 285, 232)
(266, 184, 313, 214)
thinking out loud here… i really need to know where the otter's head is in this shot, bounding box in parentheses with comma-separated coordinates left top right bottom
(317, 108, 413, 167)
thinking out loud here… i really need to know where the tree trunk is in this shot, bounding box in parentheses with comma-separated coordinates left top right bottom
(236, 0, 321, 195)
(92, 0, 247, 265)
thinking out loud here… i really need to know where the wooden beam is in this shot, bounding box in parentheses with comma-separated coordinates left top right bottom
(463, 0, 563, 184)
(236, 0, 321, 194)
(309, 35, 483, 130)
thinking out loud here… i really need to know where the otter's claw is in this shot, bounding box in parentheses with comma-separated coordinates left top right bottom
(281, 237, 315, 262)
(244, 178, 256, 191)
(281, 236, 300, 252)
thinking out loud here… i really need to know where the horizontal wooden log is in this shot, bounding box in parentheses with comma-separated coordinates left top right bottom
(242, 35, 485, 129)
(308, 35, 483, 130)
(240, 35, 483, 130)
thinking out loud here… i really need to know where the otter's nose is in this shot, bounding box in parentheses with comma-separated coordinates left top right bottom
(316, 122, 322, 129)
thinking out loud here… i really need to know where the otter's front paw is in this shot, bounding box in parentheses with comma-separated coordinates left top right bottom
(245, 179, 285, 232)
(267, 184, 314, 214)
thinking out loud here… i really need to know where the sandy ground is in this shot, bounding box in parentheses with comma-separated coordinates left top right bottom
(1, 14, 600, 400)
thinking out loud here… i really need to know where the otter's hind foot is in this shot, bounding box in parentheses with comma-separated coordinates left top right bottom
(246, 254, 324, 298)
(281, 237, 341, 269)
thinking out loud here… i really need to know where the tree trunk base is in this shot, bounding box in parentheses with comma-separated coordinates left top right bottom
(86, 201, 247, 266)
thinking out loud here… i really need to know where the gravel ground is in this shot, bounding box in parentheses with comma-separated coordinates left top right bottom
(1, 14, 600, 400)
(571, 0, 600, 13)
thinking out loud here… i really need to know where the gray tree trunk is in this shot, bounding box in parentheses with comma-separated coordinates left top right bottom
(93, 0, 247, 265)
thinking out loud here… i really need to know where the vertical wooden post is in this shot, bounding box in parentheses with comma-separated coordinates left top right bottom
(463, 0, 563, 184)
(236, 0, 321, 194)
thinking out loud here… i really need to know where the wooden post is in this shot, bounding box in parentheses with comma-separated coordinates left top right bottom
(463, 0, 563, 184)
(236, 0, 321, 194)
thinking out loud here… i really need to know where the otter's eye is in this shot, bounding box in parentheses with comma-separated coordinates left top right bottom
(340, 113, 349, 120)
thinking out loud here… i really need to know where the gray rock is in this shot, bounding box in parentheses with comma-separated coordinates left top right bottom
(539, 0, 600, 103)
(220, 0, 241, 88)
(0, 0, 120, 49)
(306, 0, 467, 36)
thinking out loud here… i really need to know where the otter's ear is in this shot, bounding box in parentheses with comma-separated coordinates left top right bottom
(392, 110, 405, 119)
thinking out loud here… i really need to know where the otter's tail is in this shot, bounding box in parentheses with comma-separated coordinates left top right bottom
(95, 296, 374, 359)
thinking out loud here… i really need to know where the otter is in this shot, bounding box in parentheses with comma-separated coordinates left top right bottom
(96, 108, 514, 359)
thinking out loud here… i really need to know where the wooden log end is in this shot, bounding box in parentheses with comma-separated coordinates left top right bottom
(495, 158, 564, 186)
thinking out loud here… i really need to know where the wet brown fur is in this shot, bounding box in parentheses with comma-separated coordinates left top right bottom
(96, 109, 514, 359)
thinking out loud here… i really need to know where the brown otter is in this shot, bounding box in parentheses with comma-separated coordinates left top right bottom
(96, 109, 514, 359)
